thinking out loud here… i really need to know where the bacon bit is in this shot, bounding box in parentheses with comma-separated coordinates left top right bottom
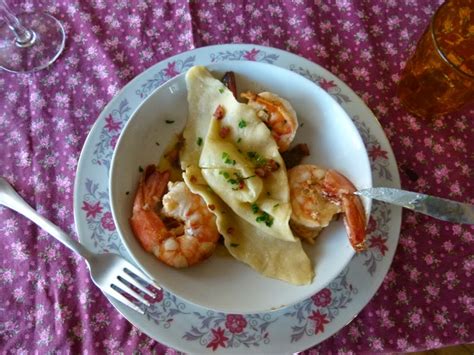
(227, 227, 234, 234)
(213, 105, 225, 120)
(267, 159, 280, 172)
(190, 175, 197, 183)
(219, 126, 231, 138)
(238, 180, 245, 190)
(208, 204, 216, 211)
(255, 167, 267, 178)
(255, 159, 280, 178)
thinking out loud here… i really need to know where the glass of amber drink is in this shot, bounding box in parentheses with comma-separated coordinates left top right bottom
(397, 0, 474, 118)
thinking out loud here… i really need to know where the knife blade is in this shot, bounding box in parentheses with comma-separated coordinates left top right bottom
(355, 187, 474, 225)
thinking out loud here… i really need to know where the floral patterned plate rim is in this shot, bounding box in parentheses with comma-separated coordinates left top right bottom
(73, 44, 402, 354)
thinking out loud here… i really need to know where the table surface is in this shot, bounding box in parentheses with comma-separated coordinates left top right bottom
(1, 0, 473, 353)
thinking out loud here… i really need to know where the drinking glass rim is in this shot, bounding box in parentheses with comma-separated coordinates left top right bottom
(430, 0, 474, 80)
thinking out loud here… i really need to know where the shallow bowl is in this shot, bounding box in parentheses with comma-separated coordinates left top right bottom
(109, 61, 372, 314)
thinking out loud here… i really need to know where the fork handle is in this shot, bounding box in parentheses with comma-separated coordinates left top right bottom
(0, 177, 93, 261)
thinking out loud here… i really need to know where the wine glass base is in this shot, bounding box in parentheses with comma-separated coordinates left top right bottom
(0, 12, 65, 73)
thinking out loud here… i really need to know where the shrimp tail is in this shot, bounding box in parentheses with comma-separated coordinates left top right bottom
(342, 194, 367, 252)
(130, 210, 167, 254)
(324, 170, 367, 252)
(130, 166, 170, 255)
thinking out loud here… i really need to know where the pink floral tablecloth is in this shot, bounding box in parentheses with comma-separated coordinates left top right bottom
(1, 0, 473, 353)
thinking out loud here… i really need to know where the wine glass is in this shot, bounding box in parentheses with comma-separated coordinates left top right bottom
(0, 0, 65, 73)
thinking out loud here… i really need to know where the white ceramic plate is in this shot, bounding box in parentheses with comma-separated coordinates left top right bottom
(109, 61, 372, 314)
(73, 44, 401, 354)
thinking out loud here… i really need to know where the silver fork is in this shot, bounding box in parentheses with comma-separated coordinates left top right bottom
(0, 177, 160, 314)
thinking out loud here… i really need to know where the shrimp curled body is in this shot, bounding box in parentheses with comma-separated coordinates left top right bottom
(241, 91, 298, 152)
(130, 166, 219, 268)
(288, 164, 367, 252)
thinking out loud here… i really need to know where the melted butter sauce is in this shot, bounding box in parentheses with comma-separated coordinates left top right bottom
(157, 134, 184, 182)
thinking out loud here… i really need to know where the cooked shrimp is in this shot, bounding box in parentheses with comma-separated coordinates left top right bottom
(130, 165, 219, 268)
(288, 164, 367, 252)
(241, 91, 298, 152)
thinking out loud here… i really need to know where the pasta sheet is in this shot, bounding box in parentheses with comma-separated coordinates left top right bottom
(180, 66, 313, 285)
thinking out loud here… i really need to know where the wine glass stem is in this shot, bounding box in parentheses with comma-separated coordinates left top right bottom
(0, 0, 34, 45)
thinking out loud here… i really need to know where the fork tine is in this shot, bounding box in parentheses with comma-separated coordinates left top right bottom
(116, 277, 150, 307)
(124, 264, 161, 290)
(107, 286, 145, 314)
(119, 272, 156, 298)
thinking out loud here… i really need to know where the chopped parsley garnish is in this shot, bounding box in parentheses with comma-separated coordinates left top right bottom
(256, 157, 267, 166)
(250, 204, 273, 227)
(219, 171, 230, 179)
(237, 137, 242, 143)
(197, 137, 203, 146)
(273, 203, 280, 208)
(256, 211, 274, 227)
(230, 243, 239, 247)
(125, 191, 129, 195)
(155, 142, 160, 146)
(238, 119, 247, 128)
(138, 166, 144, 172)
(220, 171, 253, 190)
(165, 120, 175, 124)
(251, 203, 259, 214)
(221, 152, 236, 165)
(247, 151, 267, 167)
(219, 87, 225, 94)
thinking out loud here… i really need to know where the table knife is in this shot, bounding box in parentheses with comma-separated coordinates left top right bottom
(355, 187, 474, 225)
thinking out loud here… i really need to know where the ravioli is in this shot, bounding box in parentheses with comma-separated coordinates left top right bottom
(180, 66, 313, 285)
